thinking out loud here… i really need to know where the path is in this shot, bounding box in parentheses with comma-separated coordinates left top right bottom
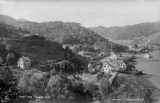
(31, 42, 53, 63)
(108, 72, 119, 84)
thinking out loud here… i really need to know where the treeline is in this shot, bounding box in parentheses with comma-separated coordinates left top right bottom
(90, 22, 160, 40)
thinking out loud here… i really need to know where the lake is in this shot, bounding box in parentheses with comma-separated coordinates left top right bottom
(135, 50, 160, 103)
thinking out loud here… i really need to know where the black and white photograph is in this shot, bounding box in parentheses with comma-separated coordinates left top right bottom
(0, 0, 160, 103)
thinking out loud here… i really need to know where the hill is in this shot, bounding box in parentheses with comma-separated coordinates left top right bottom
(89, 26, 107, 35)
(0, 22, 29, 38)
(0, 14, 129, 54)
(4, 35, 65, 63)
(0, 14, 108, 45)
(89, 22, 160, 40)
(0, 22, 88, 68)
(146, 32, 160, 45)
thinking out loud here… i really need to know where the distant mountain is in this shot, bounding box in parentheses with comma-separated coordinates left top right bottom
(89, 22, 160, 40)
(0, 14, 108, 45)
(17, 18, 28, 22)
(89, 26, 107, 34)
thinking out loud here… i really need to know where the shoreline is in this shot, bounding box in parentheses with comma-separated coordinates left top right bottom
(135, 50, 160, 103)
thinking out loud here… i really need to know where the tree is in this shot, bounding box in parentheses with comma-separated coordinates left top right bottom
(6, 44, 11, 52)
(1, 41, 7, 47)
(0, 57, 3, 64)
(133, 43, 139, 48)
(6, 53, 12, 64)
(5, 52, 16, 65)
(46, 75, 69, 99)
(0, 66, 18, 102)
(10, 52, 16, 62)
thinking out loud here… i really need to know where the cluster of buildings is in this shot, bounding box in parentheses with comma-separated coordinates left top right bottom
(86, 49, 152, 76)
(87, 52, 128, 75)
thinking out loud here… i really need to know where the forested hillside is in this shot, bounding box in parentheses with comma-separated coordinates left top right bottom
(0, 14, 108, 44)
(89, 22, 160, 40)
(0, 14, 129, 53)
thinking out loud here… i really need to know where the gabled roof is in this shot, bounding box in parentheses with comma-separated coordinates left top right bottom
(20, 56, 31, 62)
(145, 53, 151, 56)
(103, 62, 114, 68)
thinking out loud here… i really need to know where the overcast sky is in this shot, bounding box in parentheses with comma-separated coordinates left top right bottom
(0, 0, 160, 27)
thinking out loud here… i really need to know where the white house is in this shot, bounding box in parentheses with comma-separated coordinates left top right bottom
(78, 51, 85, 55)
(110, 52, 118, 60)
(144, 53, 151, 58)
(88, 62, 92, 68)
(118, 61, 127, 70)
(102, 62, 112, 74)
(17, 56, 31, 69)
(108, 60, 126, 71)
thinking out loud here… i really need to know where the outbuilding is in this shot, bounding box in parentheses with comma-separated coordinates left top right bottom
(110, 52, 118, 60)
(144, 53, 152, 58)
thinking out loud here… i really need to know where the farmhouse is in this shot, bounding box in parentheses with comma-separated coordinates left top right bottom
(118, 60, 127, 70)
(78, 51, 94, 59)
(108, 60, 127, 71)
(78, 51, 85, 55)
(17, 56, 31, 69)
(102, 62, 112, 74)
(144, 53, 152, 58)
(110, 52, 118, 60)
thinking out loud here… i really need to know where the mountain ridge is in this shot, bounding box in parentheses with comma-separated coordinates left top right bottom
(89, 22, 160, 40)
(0, 14, 109, 45)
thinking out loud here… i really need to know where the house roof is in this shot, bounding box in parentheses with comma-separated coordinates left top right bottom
(84, 52, 94, 55)
(144, 53, 151, 57)
(145, 53, 151, 56)
(102, 62, 116, 68)
(21, 56, 31, 62)
(110, 52, 117, 56)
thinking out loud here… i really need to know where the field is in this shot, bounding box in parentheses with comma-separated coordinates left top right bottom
(0, 38, 66, 65)
(5, 39, 50, 59)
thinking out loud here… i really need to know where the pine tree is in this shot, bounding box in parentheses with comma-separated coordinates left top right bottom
(6, 53, 12, 64)
(6, 44, 11, 52)
(0, 57, 3, 64)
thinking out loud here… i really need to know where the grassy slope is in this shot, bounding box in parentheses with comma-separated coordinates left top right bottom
(3, 37, 66, 66)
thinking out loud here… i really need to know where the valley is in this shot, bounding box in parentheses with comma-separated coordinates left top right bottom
(0, 14, 159, 103)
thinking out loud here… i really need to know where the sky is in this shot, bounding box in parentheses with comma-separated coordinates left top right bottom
(0, 0, 160, 28)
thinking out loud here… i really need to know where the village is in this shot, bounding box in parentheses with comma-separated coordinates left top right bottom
(0, 33, 158, 103)
(16, 40, 154, 86)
